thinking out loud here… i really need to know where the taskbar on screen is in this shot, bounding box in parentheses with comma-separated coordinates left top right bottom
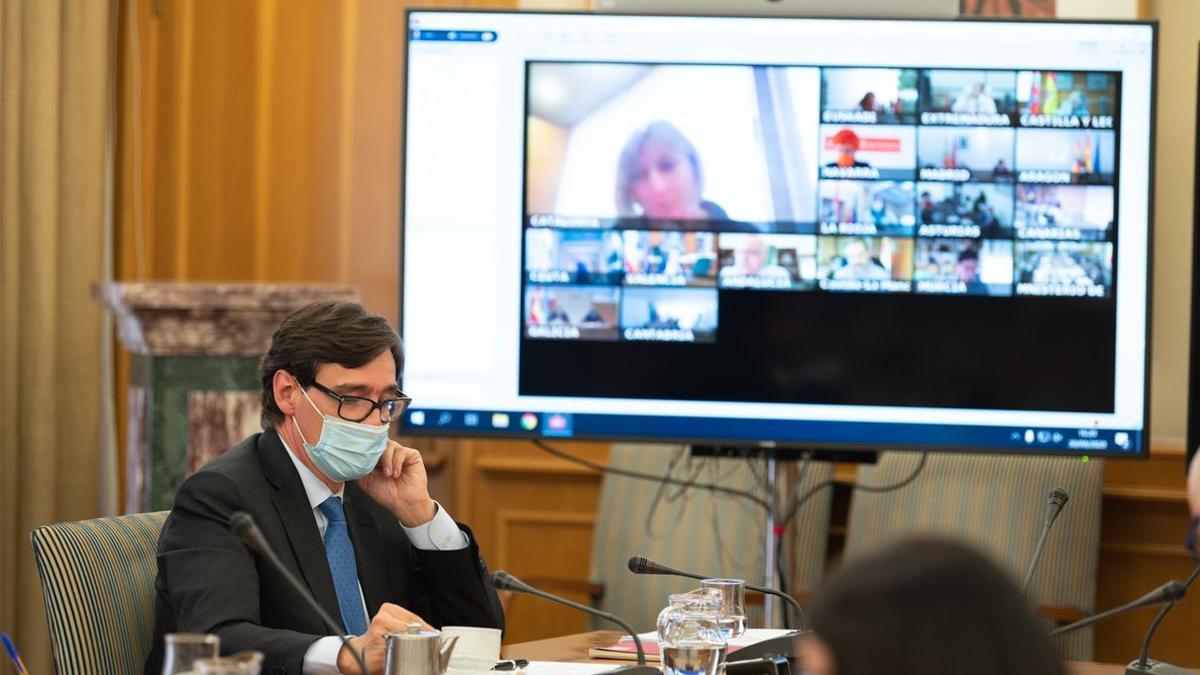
(399, 408, 1143, 455)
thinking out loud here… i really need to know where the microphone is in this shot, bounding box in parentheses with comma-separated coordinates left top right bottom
(491, 571, 650, 667)
(1020, 487, 1070, 595)
(628, 555, 808, 631)
(1126, 564, 1200, 674)
(1049, 580, 1188, 637)
(230, 512, 369, 675)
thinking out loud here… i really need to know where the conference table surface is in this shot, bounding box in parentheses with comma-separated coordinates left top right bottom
(501, 630, 1127, 675)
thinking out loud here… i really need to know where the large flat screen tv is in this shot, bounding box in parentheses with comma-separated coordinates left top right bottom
(400, 10, 1155, 457)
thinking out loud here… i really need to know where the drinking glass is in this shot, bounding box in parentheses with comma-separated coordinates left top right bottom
(161, 633, 220, 675)
(657, 588, 728, 675)
(701, 579, 747, 640)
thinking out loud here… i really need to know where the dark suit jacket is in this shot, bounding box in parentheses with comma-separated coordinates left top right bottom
(145, 430, 504, 675)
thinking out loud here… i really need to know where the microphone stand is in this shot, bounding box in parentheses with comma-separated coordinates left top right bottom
(1050, 581, 1187, 637)
(1126, 564, 1200, 675)
(1021, 488, 1069, 596)
(628, 556, 808, 631)
(492, 571, 652, 668)
(1021, 522, 1053, 594)
(764, 455, 780, 627)
(230, 512, 370, 675)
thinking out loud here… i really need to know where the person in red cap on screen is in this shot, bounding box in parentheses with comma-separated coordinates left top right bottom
(825, 128, 873, 169)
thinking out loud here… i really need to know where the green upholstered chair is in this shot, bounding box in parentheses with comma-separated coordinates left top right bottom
(842, 452, 1103, 660)
(589, 444, 834, 632)
(30, 511, 169, 674)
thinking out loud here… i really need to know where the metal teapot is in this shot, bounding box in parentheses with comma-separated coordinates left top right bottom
(368, 623, 459, 675)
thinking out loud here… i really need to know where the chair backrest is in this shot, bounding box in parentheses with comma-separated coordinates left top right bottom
(30, 511, 169, 674)
(590, 444, 833, 631)
(842, 452, 1103, 660)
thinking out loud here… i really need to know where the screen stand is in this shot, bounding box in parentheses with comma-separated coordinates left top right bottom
(763, 454, 778, 626)
(689, 446, 877, 627)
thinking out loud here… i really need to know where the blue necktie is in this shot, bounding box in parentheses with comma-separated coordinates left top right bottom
(318, 496, 369, 636)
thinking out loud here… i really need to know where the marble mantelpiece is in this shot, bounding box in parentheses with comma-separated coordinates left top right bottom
(95, 282, 358, 356)
(95, 282, 360, 512)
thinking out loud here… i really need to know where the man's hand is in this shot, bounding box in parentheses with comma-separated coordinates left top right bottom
(357, 441, 437, 527)
(337, 603, 434, 674)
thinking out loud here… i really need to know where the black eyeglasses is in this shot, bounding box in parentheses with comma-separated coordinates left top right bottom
(309, 381, 411, 423)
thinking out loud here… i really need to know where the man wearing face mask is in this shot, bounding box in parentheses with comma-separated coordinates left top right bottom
(145, 302, 504, 674)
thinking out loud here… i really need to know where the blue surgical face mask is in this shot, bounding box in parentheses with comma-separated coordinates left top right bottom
(292, 384, 389, 482)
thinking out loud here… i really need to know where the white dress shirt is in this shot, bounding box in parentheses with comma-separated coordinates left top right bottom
(279, 436, 468, 674)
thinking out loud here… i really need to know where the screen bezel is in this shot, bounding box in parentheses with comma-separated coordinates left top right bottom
(398, 8, 1157, 458)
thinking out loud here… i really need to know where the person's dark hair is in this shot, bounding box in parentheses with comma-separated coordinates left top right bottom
(807, 538, 1064, 675)
(958, 248, 980, 263)
(258, 301, 404, 429)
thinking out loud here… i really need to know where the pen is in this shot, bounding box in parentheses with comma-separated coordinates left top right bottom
(492, 658, 530, 671)
(2, 633, 27, 674)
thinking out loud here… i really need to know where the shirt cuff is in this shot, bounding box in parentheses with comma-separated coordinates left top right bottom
(402, 501, 469, 551)
(302, 635, 345, 675)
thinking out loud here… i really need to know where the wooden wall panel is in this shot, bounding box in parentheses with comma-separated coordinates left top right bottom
(1094, 442, 1196, 666)
(116, 0, 418, 310)
(113, 0, 519, 507)
(496, 510, 599, 639)
(454, 440, 610, 644)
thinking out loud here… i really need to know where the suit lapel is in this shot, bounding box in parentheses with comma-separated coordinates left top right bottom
(258, 431, 345, 631)
(344, 485, 390, 616)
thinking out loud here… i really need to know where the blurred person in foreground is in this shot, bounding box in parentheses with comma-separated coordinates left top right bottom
(800, 538, 1064, 675)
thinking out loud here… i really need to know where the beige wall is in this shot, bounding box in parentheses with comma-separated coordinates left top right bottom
(526, 117, 571, 214)
(1057, 0, 1139, 18)
(1147, 0, 1199, 440)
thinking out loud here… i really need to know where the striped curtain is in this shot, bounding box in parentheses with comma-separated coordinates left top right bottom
(0, 0, 118, 670)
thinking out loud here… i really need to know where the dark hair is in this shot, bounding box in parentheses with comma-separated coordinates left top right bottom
(958, 248, 980, 263)
(808, 538, 1064, 675)
(258, 301, 403, 429)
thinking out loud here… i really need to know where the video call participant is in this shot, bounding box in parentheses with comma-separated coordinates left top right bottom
(719, 235, 792, 281)
(919, 191, 936, 225)
(856, 89, 904, 121)
(956, 248, 989, 295)
(145, 302, 504, 675)
(969, 192, 1003, 234)
(825, 129, 873, 169)
(831, 238, 889, 281)
(1030, 250, 1093, 286)
(616, 120, 728, 222)
(801, 538, 1064, 675)
(546, 297, 570, 323)
(951, 82, 998, 114)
